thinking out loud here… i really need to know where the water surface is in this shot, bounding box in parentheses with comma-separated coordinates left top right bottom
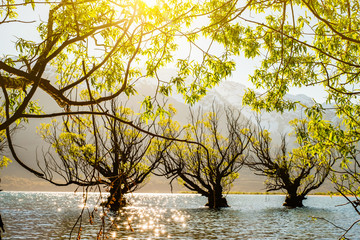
(0, 192, 359, 239)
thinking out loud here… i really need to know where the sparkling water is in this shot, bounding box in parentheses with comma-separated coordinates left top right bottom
(0, 192, 359, 239)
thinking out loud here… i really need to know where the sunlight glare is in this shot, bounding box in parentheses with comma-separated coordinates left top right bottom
(143, 0, 157, 7)
(78, 203, 87, 208)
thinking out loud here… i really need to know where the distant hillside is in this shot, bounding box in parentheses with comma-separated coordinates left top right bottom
(0, 76, 338, 193)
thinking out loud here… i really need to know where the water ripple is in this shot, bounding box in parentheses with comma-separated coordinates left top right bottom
(0, 192, 359, 239)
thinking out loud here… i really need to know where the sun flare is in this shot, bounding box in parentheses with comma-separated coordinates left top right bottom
(144, 0, 157, 7)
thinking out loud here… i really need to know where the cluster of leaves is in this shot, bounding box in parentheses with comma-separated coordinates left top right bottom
(0, 0, 242, 193)
(0, 0, 237, 124)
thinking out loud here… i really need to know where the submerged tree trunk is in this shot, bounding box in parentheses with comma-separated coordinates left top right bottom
(283, 194, 305, 208)
(104, 178, 127, 212)
(205, 189, 229, 208)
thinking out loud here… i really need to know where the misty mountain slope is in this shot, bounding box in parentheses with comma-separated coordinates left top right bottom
(1, 78, 338, 193)
(191, 80, 338, 136)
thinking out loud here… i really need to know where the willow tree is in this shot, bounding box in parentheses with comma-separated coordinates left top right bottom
(155, 106, 252, 208)
(39, 102, 171, 211)
(247, 119, 339, 207)
(201, 0, 360, 228)
(223, 0, 360, 184)
(0, 0, 236, 183)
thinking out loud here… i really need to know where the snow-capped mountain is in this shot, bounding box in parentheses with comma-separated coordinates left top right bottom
(176, 80, 338, 137)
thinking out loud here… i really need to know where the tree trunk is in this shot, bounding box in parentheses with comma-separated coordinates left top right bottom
(104, 179, 127, 212)
(283, 194, 305, 208)
(205, 189, 229, 208)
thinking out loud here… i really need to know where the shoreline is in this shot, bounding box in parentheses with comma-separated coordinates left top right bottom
(1, 190, 345, 196)
(179, 191, 344, 196)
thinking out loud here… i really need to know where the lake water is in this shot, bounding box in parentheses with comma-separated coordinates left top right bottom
(0, 192, 359, 239)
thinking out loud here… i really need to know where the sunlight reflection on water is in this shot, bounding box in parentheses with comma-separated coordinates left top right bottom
(0, 192, 359, 239)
